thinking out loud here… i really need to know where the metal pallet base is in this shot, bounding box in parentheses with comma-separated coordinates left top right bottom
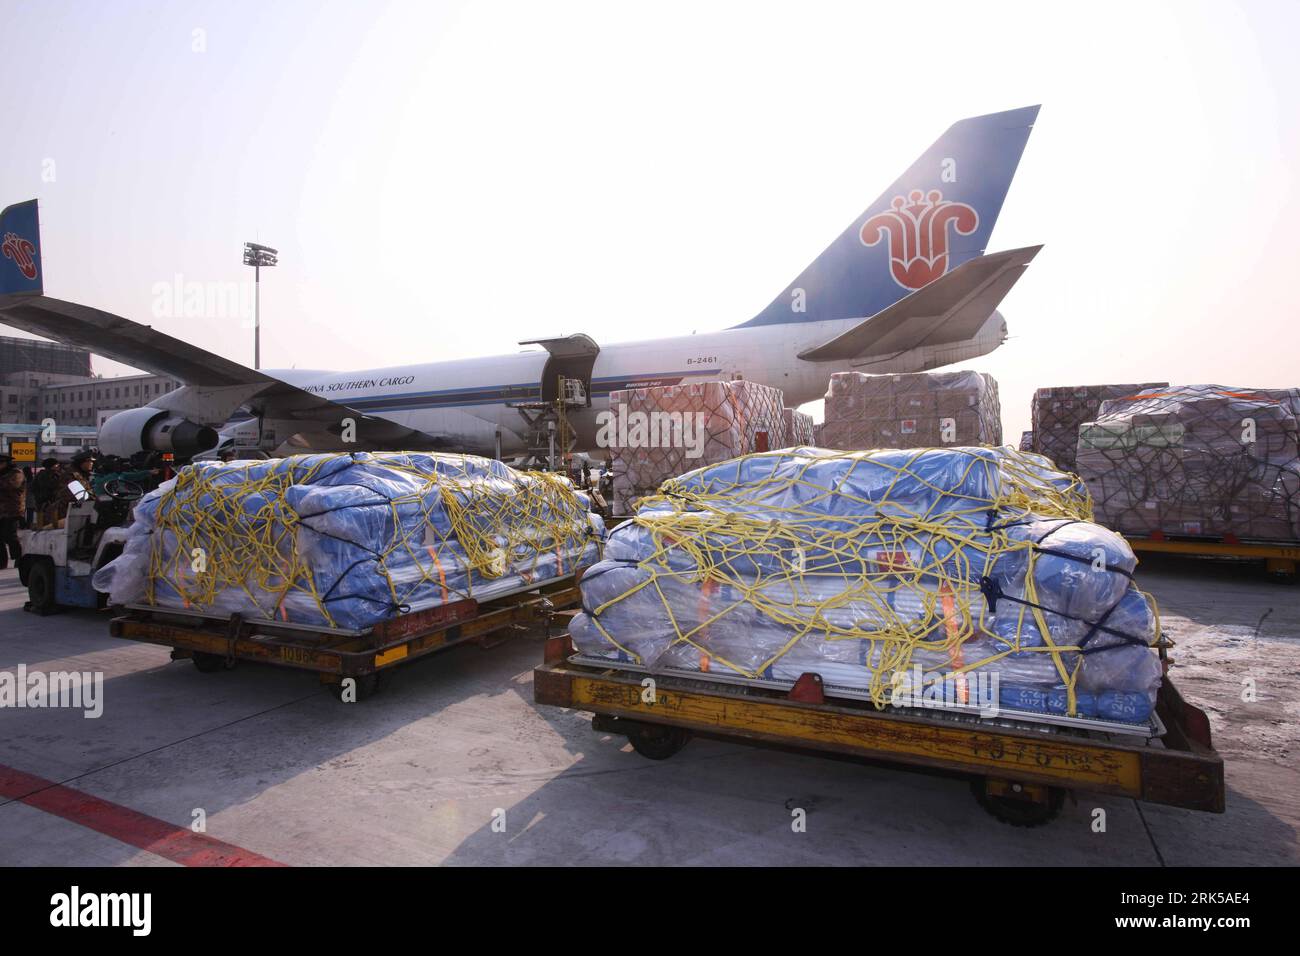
(569, 653, 1162, 739)
(123, 570, 579, 637)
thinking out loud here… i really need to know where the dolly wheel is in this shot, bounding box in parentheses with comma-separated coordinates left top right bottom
(192, 652, 233, 673)
(971, 778, 1065, 827)
(627, 725, 691, 760)
(25, 560, 57, 615)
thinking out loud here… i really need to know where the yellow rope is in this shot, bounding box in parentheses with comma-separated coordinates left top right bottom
(598, 447, 1140, 714)
(145, 453, 595, 627)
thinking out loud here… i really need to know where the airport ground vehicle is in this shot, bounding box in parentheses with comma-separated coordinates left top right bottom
(109, 574, 584, 699)
(16, 478, 143, 613)
(1128, 532, 1299, 578)
(534, 630, 1225, 827)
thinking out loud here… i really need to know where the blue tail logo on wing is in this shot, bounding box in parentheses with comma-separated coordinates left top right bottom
(0, 200, 43, 296)
(736, 104, 1038, 328)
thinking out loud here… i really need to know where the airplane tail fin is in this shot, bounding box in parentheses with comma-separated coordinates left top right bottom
(736, 105, 1038, 328)
(0, 200, 44, 297)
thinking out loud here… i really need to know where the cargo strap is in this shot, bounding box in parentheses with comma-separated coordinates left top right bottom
(977, 576, 1147, 652)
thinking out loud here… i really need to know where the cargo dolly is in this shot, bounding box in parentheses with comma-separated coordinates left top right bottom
(110, 574, 583, 700)
(534, 632, 1225, 827)
(1126, 532, 1299, 577)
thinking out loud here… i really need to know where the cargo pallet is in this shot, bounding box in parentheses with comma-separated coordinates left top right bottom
(1127, 532, 1299, 576)
(534, 632, 1225, 827)
(110, 575, 583, 700)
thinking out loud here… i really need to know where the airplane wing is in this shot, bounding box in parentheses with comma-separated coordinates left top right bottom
(797, 245, 1042, 362)
(0, 293, 447, 449)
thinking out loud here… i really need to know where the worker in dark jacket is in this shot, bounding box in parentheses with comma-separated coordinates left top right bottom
(0, 453, 24, 570)
(54, 452, 96, 521)
(30, 459, 63, 528)
(46, 451, 96, 527)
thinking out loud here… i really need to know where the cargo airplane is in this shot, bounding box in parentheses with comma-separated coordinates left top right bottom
(0, 105, 1041, 461)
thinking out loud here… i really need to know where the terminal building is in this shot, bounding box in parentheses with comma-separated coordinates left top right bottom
(0, 334, 91, 378)
(0, 334, 182, 429)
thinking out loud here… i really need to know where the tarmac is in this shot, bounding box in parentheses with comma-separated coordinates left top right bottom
(0, 554, 1296, 866)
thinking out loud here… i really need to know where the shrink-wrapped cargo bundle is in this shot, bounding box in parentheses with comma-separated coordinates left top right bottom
(783, 407, 815, 447)
(1031, 382, 1168, 473)
(93, 452, 605, 630)
(570, 446, 1162, 725)
(820, 370, 1001, 450)
(607, 380, 785, 515)
(1077, 384, 1300, 542)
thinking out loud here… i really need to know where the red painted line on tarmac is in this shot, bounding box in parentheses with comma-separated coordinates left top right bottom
(0, 763, 287, 866)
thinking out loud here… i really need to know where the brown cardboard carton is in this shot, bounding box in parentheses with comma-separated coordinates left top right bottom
(1076, 384, 1300, 542)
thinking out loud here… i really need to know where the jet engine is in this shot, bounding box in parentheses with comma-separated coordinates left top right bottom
(98, 407, 220, 459)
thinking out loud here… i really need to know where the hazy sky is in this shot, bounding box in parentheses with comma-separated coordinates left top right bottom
(2, 0, 1297, 439)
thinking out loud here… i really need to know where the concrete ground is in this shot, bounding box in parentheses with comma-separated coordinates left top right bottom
(0, 555, 1296, 867)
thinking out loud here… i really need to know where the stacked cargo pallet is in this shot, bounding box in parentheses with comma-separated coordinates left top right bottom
(606, 380, 786, 515)
(1076, 385, 1300, 542)
(820, 370, 1002, 450)
(570, 446, 1159, 725)
(782, 407, 815, 447)
(1031, 382, 1168, 473)
(94, 452, 605, 629)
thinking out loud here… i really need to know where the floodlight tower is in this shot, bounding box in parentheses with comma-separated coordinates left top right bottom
(242, 242, 278, 369)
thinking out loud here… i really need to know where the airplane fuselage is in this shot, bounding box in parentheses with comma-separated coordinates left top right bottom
(261, 310, 1007, 457)
(3, 105, 1038, 463)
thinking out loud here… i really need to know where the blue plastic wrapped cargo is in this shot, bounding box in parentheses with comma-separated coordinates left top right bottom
(94, 452, 605, 630)
(568, 446, 1162, 724)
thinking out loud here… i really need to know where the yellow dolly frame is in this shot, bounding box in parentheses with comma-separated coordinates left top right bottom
(534, 633, 1225, 827)
(110, 576, 582, 700)
(1126, 533, 1299, 577)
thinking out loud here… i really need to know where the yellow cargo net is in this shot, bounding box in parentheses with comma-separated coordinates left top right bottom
(588, 447, 1156, 715)
(144, 453, 593, 627)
